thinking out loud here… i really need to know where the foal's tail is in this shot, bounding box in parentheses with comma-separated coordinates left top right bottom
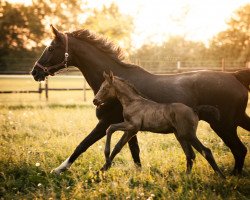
(233, 68, 250, 91)
(194, 105, 220, 123)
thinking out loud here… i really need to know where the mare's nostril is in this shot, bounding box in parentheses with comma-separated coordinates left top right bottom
(93, 99, 99, 106)
(31, 69, 38, 76)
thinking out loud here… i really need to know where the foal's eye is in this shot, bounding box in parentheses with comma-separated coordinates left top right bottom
(48, 46, 54, 52)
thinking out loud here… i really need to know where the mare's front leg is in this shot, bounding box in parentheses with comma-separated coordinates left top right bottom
(51, 119, 141, 174)
(101, 122, 136, 171)
(51, 120, 109, 174)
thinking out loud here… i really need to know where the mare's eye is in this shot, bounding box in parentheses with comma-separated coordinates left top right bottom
(48, 46, 54, 52)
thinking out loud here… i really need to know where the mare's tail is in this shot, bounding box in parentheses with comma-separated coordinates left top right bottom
(194, 105, 220, 123)
(233, 69, 250, 91)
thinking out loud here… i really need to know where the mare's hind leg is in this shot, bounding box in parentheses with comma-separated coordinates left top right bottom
(215, 127, 247, 175)
(176, 138, 196, 174)
(189, 136, 225, 178)
(239, 113, 250, 131)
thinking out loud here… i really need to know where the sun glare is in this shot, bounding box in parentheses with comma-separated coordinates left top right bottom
(7, 0, 32, 5)
(6, 0, 250, 48)
(82, 0, 250, 48)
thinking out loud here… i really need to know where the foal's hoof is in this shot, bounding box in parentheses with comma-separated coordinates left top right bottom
(100, 163, 111, 171)
(230, 169, 243, 176)
(135, 162, 142, 168)
(218, 173, 226, 179)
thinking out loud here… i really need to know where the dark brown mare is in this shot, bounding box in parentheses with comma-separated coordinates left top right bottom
(31, 25, 250, 175)
(93, 72, 225, 178)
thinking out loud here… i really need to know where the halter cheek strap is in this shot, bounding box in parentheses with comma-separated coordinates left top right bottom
(35, 33, 69, 75)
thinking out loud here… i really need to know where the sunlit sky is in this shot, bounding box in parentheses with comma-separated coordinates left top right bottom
(8, 0, 250, 48)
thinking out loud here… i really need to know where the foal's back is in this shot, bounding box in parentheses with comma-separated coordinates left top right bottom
(127, 98, 198, 134)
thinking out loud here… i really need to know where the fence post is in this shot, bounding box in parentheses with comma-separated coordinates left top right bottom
(45, 78, 48, 101)
(177, 61, 181, 72)
(83, 78, 86, 102)
(221, 58, 225, 71)
(38, 82, 42, 100)
(246, 61, 250, 68)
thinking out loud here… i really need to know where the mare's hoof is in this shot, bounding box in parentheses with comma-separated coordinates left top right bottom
(50, 167, 67, 175)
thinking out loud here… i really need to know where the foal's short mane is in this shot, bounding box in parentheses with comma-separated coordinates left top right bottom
(68, 29, 137, 68)
(115, 77, 146, 98)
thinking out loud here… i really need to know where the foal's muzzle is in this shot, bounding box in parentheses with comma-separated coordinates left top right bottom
(93, 98, 105, 108)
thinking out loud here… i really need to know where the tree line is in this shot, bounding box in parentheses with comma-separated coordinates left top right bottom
(0, 0, 249, 72)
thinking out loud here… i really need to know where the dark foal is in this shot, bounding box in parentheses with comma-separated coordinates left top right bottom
(93, 72, 225, 178)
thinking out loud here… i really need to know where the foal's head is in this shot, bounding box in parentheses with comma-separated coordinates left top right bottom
(93, 71, 116, 107)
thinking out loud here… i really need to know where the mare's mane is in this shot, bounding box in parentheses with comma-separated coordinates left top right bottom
(68, 29, 137, 68)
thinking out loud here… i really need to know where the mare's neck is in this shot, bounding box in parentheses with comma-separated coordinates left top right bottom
(70, 38, 152, 94)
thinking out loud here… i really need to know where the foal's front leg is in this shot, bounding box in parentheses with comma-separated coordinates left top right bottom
(101, 122, 135, 171)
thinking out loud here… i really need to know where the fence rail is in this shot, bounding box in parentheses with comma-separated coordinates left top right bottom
(1, 59, 249, 101)
(0, 75, 91, 101)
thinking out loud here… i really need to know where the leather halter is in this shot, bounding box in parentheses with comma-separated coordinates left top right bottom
(34, 33, 69, 76)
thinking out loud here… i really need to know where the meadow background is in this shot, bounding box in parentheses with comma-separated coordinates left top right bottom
(0, 76, 249, 199)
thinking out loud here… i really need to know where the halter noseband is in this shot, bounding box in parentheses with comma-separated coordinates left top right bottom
(35, 33, 69, 76)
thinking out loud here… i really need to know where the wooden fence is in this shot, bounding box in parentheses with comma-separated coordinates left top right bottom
(0, 75, 91, 101)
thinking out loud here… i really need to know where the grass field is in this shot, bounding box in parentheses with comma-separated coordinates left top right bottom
(0, 76, 250, 199)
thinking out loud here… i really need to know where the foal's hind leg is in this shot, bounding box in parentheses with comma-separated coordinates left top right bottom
(128, 134, 141, 167)
(101, 131, 135, 171)
(189, 136, 225, 178)
(176, 138, 196, 174)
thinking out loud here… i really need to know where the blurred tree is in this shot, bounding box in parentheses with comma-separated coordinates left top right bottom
(0, 0, 86, 55)
(32, 0, 86, 31)
(0, 1, 134, 72)
(84, 3, 134, 50)
(209, 4, 250, 61)
(132, 36, 207, 61)
(0, 1, 45, 55)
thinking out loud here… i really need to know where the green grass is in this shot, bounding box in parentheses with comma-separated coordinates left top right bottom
(0, 77, 250, 199)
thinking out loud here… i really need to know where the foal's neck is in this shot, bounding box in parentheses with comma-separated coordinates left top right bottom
(114, 83, 143, 108)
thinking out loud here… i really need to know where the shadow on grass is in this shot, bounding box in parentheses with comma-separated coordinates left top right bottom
(0, 162, 77, 199)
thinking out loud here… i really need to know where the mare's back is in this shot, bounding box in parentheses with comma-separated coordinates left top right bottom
(136, 71, 244, 106)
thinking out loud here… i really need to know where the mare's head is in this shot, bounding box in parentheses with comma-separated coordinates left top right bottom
(93, 71, 116, 108)
(31, 25, 70, 81)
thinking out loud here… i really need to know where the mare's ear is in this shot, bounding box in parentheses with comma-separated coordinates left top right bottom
(50, 24, 64, 42)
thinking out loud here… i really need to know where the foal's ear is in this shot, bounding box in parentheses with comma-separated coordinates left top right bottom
(50, 24, 64, 42)
(109, 71, 114, 81)
(103, 71, 114, 84)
